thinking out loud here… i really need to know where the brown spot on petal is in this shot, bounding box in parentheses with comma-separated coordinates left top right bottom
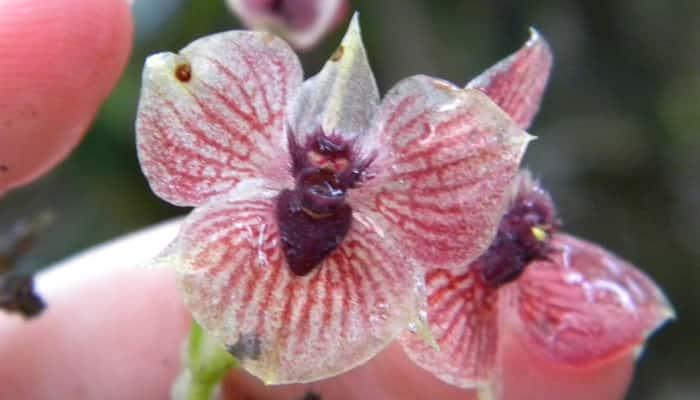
(432, 79, 457, 92)
(331, 45, 344, 62)
(0, 165, 8, 172)
(175, 63, 192, 82)
(227, 332, 262, 361)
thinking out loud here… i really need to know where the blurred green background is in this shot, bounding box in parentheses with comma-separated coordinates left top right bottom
(1, 0, 698, 398)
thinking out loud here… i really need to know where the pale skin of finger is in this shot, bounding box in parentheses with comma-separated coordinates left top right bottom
(0, 0, 133, 195)
(0, 219, 189, 400)
(223, 331, 634, 400)
(0, 219, 635, 400)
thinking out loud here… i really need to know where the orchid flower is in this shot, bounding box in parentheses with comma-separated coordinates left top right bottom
(135, 15, 530, 384)
(399, 34, 674, 397)
(225, 0, 348, 50)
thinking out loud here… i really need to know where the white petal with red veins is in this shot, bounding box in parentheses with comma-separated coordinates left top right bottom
(467, 29, 553, 129)
(136, 31, 302, 206)
(511, 233, 674, 367)
(160, 184, 423, 384)
(355, 76, 531, 273)
(400, 266, 500, 389)
(288, 14, 379, 148)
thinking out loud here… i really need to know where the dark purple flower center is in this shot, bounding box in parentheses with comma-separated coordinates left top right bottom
(478, 183, 559, 288)
(277, 132, 368, 276)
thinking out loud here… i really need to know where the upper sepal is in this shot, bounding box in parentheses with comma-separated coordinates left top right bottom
(288, 13, 379, 153)
(467, 28, 553, 129)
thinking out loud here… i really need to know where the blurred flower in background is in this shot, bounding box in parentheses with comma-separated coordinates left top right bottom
(225, 0, 348, 49)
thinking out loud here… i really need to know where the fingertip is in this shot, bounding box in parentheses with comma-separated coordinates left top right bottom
(499, 331, 635, 400)
(0, 0, 133, 193)
(0, 267, 189, 399)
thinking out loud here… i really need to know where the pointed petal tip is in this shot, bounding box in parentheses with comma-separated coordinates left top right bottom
(526, 27, 545, 46)
(466, 27, 553, 129)
(526, 27, 553, 64)
(646, 291, 676, 336)
(142, 52, 180, 80)
(527, 26, 542, 41)
(348, 11, 361, 31)
(632, 293, 674, 360)
(327, 11, 361, 59)
(335, 11, 366, 62)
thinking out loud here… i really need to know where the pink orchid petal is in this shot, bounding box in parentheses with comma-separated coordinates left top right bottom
(226, 0, 348, 50)
(511, 233, 674, 368)
(164, 184, 422, 384)
(356, 76, 531, 272)
(136, 31, 302, 206)
(288, 14, 380, 148)
(400, 267, 499, 389)
(466, 29, 553, 129)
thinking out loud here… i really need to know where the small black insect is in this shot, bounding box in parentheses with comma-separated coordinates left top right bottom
(0, 212, 53, 318)
(227, 332, 262, 361)
(296, 391, 321, 400)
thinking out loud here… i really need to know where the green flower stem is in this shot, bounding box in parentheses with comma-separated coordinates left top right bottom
(184, 321, 239, 400)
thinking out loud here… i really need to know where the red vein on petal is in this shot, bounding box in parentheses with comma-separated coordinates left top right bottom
(322, 263, 335, 328)
(439, 301, 470, 342)
(335, 246, 353, 338)
(294, 269, 324, 353)
(147, 116, 229, 169)
(279, 278, 300, 340)
(204, 57, 264, 126)
(256, 253, 286, 333)
(164, 100, 242, 162)
(382, 95, 420, 137)
(243, 54, 275, 123)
